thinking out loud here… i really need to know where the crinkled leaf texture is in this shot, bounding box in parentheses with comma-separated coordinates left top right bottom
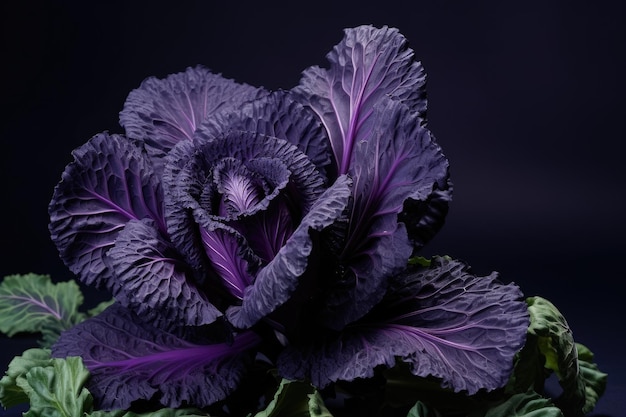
(278, 257, 529, 395)
(293, 25, 451, 244)
(105, 218, 222, 331)
(163, 131, 326, 274)
(0, 348, 52, 408)
(318, 98, 451, 329)
(227, 174, 352, 329)
(120, 65, 266, 173)
(523, 297, 607, 415)
(47, 132, 219, 331)
(575, 343, 608, 415)
(49, 132, 166, 289)
(0, 347, 205, 417)
(51, 303, 261, 410)
(293, 25, 427, 175)
(196, 89, 333, 178)
(163, 130, 351, 329)
(23, 356, 93, 417)
(293, 25, 452, 329)
(252, 379, 333, 417)
(0, 274, 84, 340)
(466, 391, 563, 417)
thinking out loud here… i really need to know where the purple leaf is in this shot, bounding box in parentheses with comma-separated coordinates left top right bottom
(293, 25, 427, 175)
(220, 157, 296, 262)
(120, 66, 266, 173)
(52, 304, 261, 410)
(320, 99, 450, 329)
(49, 133, 165, 288)
(227, 174, 352, 329)
(198, 224, 257, 300)
(105, 218, 223, 330)
(278, 257, 529, 395)
(197, 90, 333, 177)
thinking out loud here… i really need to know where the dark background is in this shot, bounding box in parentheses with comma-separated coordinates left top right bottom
(1, 1, 624, 416)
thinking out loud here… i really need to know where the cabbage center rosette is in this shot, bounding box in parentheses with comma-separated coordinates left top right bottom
(162, 131, 352, 328)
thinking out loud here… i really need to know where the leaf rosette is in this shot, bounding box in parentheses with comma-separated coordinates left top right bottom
(41, 25, 537, 414)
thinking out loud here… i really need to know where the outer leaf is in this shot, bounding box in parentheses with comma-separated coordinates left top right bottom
(49, 132, 166, 289)
(526, 297, 605, 416)
(39, 316, 78, 349)
(23, 356, 93, 417)
(350, 98, 448, 244)
(0, 348, 51, 408)
(253, 379, 333, 417)
(105, 218, 222, 330)
(504, 332, 547, 395)
(467, 391, 563, 417)
(0, 274, 85, 338)
(383, 361, 494, 414)
(278, 257, 529, 395)
(319, 99, 450, 329)
(406, 401, 442, 417)
(575, 343, 607, 414)
(293, 25, 427, 175)
(88, 299, 116, 317)
(52, 304, 261, 410)
(120, 65, 266, 173)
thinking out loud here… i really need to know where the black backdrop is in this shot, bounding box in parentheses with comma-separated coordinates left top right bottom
(1, 1, 624, 415)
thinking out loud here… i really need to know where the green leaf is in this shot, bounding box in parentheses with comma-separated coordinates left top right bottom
(0, 274, 86, 344)
(505, 332, 548, 395)
(407, 257, 431, 267)
(468, 391, 563, 417)
(525, 296, 590, 416)
(0, 348, 52, 408)
(575, 343, 608, 414)
(0, 347, 207, 417)
(23, 355, 93, 417)
(252, 379, 333, 417)
(88, 299, 116, 317)
(405, 401, 442, 417)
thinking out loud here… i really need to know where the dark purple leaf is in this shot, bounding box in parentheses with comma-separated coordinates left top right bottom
(198, 223, 257, 300)
(319, 99, 450, 329)
(197, 90, 333, 177)
(52, 304, 261, 410)
(278, 257, 529, 395)
(105, 218, 222, 330)
(120, 66, 266, 173)
(49, 133, 165, 288)
(293, 25, 427, 175)
(227, 174, 352, 329)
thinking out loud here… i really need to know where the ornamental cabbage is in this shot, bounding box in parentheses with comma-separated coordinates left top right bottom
(48, 25, 529, 412)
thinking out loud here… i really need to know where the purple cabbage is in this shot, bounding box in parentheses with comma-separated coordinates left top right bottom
(48, 25, 529, 412)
